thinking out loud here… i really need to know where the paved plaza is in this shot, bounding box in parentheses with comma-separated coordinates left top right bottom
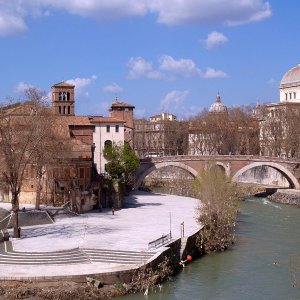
(0, 191, 200, 279)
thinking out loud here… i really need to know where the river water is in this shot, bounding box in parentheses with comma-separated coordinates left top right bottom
(122, 197, 300, 300)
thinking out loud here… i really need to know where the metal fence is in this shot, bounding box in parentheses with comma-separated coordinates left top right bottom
(148, 233, 172, 250)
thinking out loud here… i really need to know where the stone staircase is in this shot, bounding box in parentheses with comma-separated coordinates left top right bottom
(0, 242, 156, 266)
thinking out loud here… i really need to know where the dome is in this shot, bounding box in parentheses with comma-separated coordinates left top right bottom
(209, 94, 228, 114)
(280, 63, 300, 87)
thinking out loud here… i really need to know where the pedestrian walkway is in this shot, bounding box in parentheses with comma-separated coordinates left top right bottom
(0, 191, 200, 279)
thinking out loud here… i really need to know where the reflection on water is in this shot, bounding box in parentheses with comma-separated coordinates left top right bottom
(122, 197, 300, 300)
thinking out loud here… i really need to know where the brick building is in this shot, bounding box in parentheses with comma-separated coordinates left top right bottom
(0, 82, 134, 210)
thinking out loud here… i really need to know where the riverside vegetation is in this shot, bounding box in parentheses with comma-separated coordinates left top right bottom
(193, 166, 239, 253)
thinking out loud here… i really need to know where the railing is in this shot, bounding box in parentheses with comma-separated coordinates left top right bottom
(140, 155, 300, 164)
(148, 233, 172, 250)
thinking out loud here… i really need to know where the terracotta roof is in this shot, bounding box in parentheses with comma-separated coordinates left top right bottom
(51, 81, 75, 88)
(89, 116, 125, 124)
(110, 100, 135, 108)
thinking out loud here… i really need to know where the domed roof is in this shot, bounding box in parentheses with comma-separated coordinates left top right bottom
(209, 94, 228, 114)
(280, 63, 300, 87)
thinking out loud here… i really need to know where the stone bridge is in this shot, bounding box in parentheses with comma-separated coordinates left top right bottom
(134, 155, 300, 190)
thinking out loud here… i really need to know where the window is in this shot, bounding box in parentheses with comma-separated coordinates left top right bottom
(59, 106, 61, 114)
(67, 92, 70, 101)
(106, 125, 110, 132)
(59, 92, 68, 101)
(115, 125, 119, 133)
(104, 140, 112, 151)
(68, 106, 70, 114)
(285, 93, 288, 100)
(79, 168, 85, 179)
(290, 93, 292, 99)
(86, 168, 90, 179)
(104, 140, 112, 157)
(294, 92, 297, 99)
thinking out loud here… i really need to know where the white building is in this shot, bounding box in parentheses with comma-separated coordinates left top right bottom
(259, 62, 300, 157)
(280, 63, 300, 103)
(150, 113, 177, 122)
(90, 117, 125, 174)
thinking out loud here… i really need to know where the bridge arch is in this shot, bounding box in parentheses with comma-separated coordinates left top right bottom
(232, 161, 300, 189)
(134, 161, 198, 190)
(215, 162, 230, 176)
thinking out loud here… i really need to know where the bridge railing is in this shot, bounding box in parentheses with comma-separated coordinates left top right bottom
(148, 233, 171, 250)
(140, 155, 299, 163)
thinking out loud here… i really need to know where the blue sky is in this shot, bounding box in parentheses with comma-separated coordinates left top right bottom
(0, 1, 299, 119)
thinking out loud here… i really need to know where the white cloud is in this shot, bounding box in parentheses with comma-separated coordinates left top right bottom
(42, 0, 147, 20)
(15, 82, 35, 94)
(159, 90, 189, 113)
(0, 14, 27, 36)
(0, 1, 271, 36)
(127, 55, 228, 80)
(66, 75, 97, 90)
(202, 31, 229, 49)
(127, 57, 163, 80)
(159, 55, 201, 78)
(202, 68, 228, 78)
(149, 0, 271, 26)
(102, 83, 124, 94)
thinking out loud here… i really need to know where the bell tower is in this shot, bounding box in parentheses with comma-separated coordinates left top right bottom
(51, 82, 75, 116)
(109, 97, 135, 128)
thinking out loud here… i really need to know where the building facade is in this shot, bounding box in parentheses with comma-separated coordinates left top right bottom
(259, 63, 300, 158)
(134, 113, 187, 158)
(0, 83, 134, 209)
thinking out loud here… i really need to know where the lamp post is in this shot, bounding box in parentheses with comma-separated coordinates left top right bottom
(169, 212, 172, 239)
(181, 221, 184, 238)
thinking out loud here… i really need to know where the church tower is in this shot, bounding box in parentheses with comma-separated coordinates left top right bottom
(109, 97, 135, 128)
(51, 82, 75, 116)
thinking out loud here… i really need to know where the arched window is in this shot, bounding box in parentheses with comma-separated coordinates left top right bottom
(294, 92, 296, 99)
(104, 140, 112, 149)
(67, 92, 70, 101)
(104, 140, 112, 159)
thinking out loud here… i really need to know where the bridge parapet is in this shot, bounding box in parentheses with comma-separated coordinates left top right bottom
(141, 155, 300, 164)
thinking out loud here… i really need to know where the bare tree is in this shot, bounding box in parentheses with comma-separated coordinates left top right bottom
(193, 165, 239, 252)
(24, 89, 71, 209)
(0, 89, 69, 237)
(189, 106, 259, 156)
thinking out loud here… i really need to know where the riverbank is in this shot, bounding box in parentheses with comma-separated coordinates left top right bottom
(121, 197, 300, 300)
(0, 280, 126, 300)
(268, 189, 300, 207)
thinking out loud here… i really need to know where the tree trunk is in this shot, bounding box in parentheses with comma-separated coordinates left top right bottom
(35, 174, 42, 210)
(11, 192, 20, 238)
